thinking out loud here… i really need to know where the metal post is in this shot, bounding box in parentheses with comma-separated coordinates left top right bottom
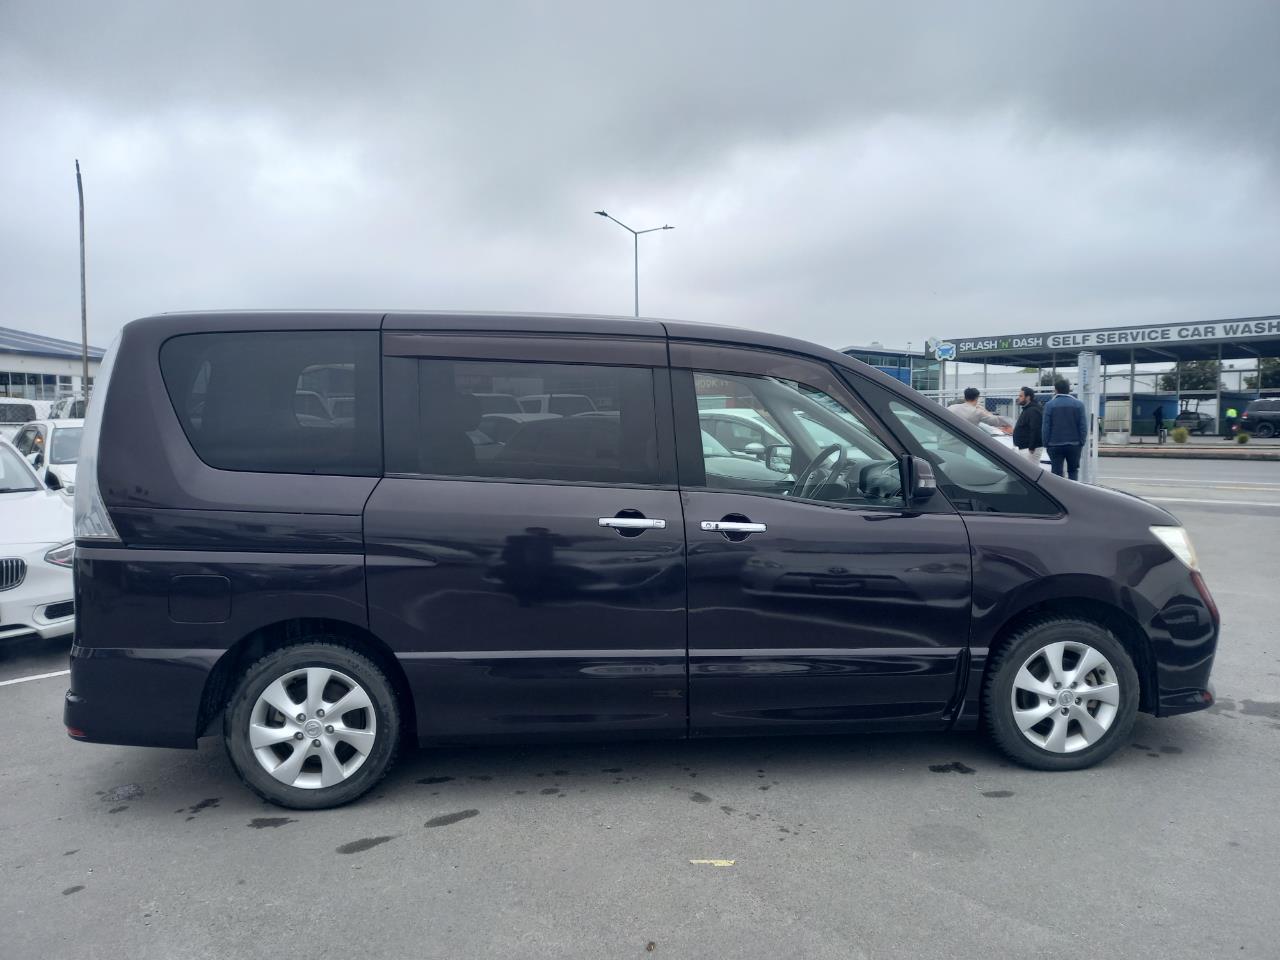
(982, 361, 988, 392)
(1079, 350, 1100, 484)
(1128, 347, 1136, 442)
(1215, 342, 1223, 435)
(76, 160, 89, 398)
(633, 232, 639, 318)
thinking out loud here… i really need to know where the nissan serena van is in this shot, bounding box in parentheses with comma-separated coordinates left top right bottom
(67, 312, 1218, 809)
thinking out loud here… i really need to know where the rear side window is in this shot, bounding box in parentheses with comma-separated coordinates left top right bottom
(160, 331, 381, 476)
(384, 358, 660, 485)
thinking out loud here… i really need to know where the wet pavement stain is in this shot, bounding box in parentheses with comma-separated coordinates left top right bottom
(1159, 745, 1183, 754)
(186, 798, 220, 815)
(1147, 753, 1160, 758)
(62, 885, 85, 896)
(689, 791, 711, 804)
(1130, 743, 1153, 750)
(248, 817, 297, 829)
(416, 776, 454, 785)
(982, 790, 1015, 798)
(100, 783, 144, 803)
(336, 836, 395, 854)
(425, 809, 480, 828)
(107, 806, 128, 814)
(1240, 699, 1280, 719)
(540, 787, 560, 796)
(63, 850, 78, 856)
(928, 762, 976, 774)
(720, 805, 735, 815)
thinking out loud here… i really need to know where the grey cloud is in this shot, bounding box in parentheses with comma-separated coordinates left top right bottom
(2, 1, 1278, 350)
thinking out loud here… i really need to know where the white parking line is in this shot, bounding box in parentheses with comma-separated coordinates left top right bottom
(1145, 496, 1280, 507)
(0, 669, 70, 688)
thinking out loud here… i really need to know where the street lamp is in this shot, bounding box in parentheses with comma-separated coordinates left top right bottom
(594, 210, 673, 317)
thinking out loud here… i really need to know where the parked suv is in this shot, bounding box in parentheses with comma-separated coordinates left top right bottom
(1235, 398, 1280, 438)
(67, 312, 1219, 809)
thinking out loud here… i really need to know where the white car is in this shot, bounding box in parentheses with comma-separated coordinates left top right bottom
(0, 438, 75, 643)
(979, 421, 1052, 466)
(10, 418, 84, 495)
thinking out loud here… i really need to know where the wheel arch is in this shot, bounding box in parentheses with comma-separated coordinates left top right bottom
(197, 617, 415, 741)
(981, 595, 1158, 715)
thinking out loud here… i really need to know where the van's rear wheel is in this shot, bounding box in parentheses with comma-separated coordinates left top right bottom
(1255, 422, 1275, 438)
(224, 642, 400, 809)
(984, 618, 1138, 771)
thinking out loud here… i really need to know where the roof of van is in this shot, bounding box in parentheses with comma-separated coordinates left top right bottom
(139, 309, 904, 393)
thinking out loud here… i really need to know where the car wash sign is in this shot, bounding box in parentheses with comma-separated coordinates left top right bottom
(950, 317, 1280, 358)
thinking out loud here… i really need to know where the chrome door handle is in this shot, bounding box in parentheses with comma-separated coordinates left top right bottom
(599, 517, 667, 529)
(700, 521, 766, 533)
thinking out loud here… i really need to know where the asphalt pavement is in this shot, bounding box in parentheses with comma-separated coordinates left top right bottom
(3, 458, 1278, 960)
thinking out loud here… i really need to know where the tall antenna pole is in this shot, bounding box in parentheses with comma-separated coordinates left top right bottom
(76, 160, 89, 398)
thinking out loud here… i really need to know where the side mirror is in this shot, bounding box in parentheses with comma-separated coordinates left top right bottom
(743, 441, 766, 458)
(44, 470, 60, 490)
(28, 451, 43, 469)
(901, 454, 937, 503)
(764, 443, 793, 473)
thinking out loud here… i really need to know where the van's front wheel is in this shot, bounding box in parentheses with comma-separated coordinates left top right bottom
(224, 642, 401, 809)
(984, 619, 1139, 771)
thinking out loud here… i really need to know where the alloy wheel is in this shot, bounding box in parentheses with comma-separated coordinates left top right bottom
(248, 667, 378, 789)
(1009, 641, 1120, 754)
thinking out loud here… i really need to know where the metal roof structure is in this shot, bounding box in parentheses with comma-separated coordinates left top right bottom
(0, 326, 105, 362)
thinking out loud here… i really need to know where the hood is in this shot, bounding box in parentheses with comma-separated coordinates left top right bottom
(0, 489, 74, 546)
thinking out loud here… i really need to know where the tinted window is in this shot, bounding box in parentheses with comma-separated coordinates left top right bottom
(384, 358, 660, 485)
(691, 371, 904, 507)
(884, 399, 1059, 515)
(160, 331, 381, 476)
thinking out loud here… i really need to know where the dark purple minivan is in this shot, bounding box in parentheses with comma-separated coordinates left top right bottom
(67, 312, 1218, 808)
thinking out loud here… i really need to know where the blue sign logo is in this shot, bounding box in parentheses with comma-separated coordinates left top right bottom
(935, 342, 957, 360)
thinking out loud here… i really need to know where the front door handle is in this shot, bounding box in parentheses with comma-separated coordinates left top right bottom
(599, 517, 667, 530)
(700, 521, 767, 533)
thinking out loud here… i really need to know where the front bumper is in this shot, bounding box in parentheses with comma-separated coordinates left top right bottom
(0, 545, 74, 642)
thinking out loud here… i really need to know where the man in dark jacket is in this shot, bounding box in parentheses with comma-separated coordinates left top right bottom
(1042, 379, 1088, 480)
(1012, 386, 1043, 464)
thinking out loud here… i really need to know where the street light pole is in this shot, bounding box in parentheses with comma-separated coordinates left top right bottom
(594, 211, 673, 317)
(76, 160, 89, 398)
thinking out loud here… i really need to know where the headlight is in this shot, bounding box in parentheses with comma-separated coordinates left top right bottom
(1150, 526, 1198, 571)
(44, 541, 75, 568)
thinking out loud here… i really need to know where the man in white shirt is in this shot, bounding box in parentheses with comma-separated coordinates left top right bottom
(947, 388, 1012, 433)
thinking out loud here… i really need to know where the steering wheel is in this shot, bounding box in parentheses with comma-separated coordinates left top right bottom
(791, 444, 846, 500)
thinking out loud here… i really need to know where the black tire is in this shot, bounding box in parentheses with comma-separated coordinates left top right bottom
(983, 618, 1139, 771)
(224, 641, 401, 810)
(1255, 422, 1275, 439)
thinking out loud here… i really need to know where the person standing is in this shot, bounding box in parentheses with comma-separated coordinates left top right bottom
(1012, 386, 1044, 464)
(1222, 406, 1238, 440)
(1042, 379, 1087, 480)
(947, 387, 1012, 433)
(1153, 405, 1166, 443)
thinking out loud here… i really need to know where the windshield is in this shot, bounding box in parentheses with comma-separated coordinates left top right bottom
(50, 426, 83, 464)
(0, 444, 39, 492)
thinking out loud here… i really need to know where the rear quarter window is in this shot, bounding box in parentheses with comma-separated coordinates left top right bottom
(160, 330, 381, 476)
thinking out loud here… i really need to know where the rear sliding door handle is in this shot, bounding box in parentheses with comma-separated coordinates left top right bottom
(700, 521, 767, 533)
(598, 517, 667, 530)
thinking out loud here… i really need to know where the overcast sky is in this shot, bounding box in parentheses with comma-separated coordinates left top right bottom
(3, 1, 1278, 352)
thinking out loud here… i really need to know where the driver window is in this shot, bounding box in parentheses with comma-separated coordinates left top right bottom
(884, 399, 1059, 515)
(692, 371, 904, 508)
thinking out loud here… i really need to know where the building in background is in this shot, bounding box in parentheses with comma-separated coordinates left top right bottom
(0, 326, 104, 399)
(840, 344, 941, 391)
